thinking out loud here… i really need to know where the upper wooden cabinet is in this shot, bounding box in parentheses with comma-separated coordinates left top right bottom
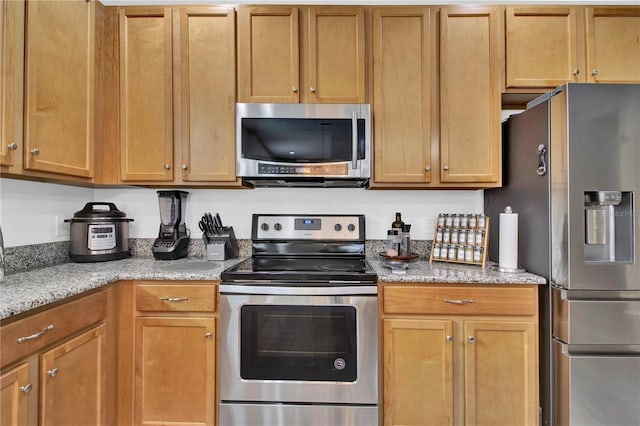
(585, 7, 640, 83)
(440, 7, 501, 185)
(23, 0, 95, 179)
(505, 6, 640, 91)
(372, 8, 434, 186)
(118, 6, 238, 185)
(238, 5, 365, 103)
(0, 0, 24, 172)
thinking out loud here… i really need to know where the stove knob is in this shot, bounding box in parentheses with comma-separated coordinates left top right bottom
(261, 223, 269, 231)
(334, 223, 342, 232)
(274, 223, 282, 231)
(347, 224, 356, 232)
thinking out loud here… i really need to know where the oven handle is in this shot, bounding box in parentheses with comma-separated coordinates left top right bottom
(219, 285, 378, 296)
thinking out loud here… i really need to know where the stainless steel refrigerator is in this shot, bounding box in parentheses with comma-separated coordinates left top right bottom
(485, 83, 640, 426)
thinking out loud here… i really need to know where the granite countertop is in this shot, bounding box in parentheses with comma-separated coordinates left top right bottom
(1, 257, 546, 321)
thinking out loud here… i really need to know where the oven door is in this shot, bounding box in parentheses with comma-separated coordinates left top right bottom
(219, 285, 378, 405)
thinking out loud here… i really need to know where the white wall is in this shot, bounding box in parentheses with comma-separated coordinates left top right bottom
(1, 178, 484, 247)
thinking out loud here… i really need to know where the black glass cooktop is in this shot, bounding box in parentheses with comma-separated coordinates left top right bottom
(221, 256, 378, 283)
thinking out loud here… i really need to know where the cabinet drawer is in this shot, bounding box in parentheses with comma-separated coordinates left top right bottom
(135, 283, 216, 313)
(1, 290, 107, 368)
(383, 286, 536, 316)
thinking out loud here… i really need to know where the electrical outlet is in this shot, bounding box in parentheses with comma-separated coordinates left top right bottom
(55, 215, 69, 237)
(425, 217, 436, 234)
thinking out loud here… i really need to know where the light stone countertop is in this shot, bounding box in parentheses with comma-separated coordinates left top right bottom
(1, 257, 546, 321)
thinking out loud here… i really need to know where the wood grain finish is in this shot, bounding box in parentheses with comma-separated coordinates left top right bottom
(384, 285, 536, 316)
(1, 291, 107, 369)
(1, 362, 31, 426)
(23, 0, 94, 178)
(40, 324, 107, 426)
(135, 283, 216, 313)
(440, 7, 501, 184)
(119, 7, 173, 182)
(585, 7, 640, 83)
(372, 8, 432, 184)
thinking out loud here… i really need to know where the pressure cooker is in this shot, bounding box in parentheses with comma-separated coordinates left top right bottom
(65, 202, 133, 262)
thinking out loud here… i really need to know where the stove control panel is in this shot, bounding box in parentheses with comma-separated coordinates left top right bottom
(253, 214, 364, 240)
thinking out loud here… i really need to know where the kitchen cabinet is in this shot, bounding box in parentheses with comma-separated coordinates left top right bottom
(118, 7, 239, 185)
(381, 284, 539, 426)
(440, 7, 501, 185)
(117, 281, 217, 426)
(23, 0, 95, 179)
(238, 5, 365, 103)
(504, 6, 640, 91)
(0, 0, 24, 173)
(0, 290, 112, 426)
(372, 8, 434, 185)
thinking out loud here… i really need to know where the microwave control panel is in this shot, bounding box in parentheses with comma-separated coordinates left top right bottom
(258, 163, 348, 176)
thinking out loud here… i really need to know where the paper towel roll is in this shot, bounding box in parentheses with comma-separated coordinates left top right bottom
(499, 207, 518, 270)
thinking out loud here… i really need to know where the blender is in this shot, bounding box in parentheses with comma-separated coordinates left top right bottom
(152, 190, 190, 260)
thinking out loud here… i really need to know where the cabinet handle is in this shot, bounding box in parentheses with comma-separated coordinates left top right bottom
(48, 368, 59, 378)
(292, 86, 298, 93)
(7, 143, 17, 151)
(30, 148, 40, 156)
(181, 164, 188, 171)
(17, 324, 54, 343)
(425, 166, 431, 172)
(444, 298, 474, 305)
(591, 69, 598, 76)
(572, 69, 580, 76)
(468, 336, 476, 343)
(205, 332, 213, 339)
(21, 383, 33, 394)
(159, 296, 189, 302)
(446, 335, 453, 342)
(163, 164, 171, 170)
(310, 86, 316, 93)
(443, 165, 449, 171)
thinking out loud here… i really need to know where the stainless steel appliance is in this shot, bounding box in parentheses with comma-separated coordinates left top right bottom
(152, 190, 190, 260)
(65, 202, 133, 262)
(485, 83, 640, 426)
(236, 103, 371, 187)
(219, 214, 378, 425)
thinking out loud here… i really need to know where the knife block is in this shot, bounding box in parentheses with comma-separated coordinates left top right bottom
(205, 226, 240, 261)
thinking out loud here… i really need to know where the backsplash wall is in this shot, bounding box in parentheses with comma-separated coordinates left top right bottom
(1, 178, 483, 247)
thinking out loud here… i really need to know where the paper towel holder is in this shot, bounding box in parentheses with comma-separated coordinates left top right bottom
(491, 206, 527, 273)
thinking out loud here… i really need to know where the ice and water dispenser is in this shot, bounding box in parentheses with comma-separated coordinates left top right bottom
(584, 190, 634, 263)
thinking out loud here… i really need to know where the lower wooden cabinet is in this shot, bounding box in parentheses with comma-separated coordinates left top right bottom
(0, 360, 36, 426)
(381, 284, 539, 426)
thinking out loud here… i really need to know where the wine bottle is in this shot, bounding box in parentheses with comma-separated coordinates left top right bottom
(391, 212, 404, 229)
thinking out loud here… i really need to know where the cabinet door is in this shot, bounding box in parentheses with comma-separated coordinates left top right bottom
(119, 8, 173, 182)
(464, 320, 538, 426)
(135, 317, 215, 426)
(505, 7, 583, 89)
(1, 362, 35, 426)
(23, 0, 94, 178)
(383, 318, 453, 426)
(585, 8, 640, 83)
(40, 324, 107, 426)
(440, 7, 500, 184)
(372, 8, 432, 185)
(307, 7, 365, 103)
(238, 6, 299, 103)
(0, 0, 23, 170)
(178, 7, 237, 183)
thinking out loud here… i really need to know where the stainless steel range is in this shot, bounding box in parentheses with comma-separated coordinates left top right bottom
(219, 214, 378, 426)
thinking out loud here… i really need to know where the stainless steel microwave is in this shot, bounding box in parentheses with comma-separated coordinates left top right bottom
(236, 103, 371, 188)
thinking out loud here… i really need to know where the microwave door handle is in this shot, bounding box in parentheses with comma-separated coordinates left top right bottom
(351, 111, 358, 169)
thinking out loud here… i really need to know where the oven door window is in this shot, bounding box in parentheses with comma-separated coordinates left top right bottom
(240, 305, 357, 382)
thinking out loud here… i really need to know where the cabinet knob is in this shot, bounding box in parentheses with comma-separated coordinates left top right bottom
(205, 332, 213, 339)
(446, 335, 453, 342)
(591, 69, 599, 76)
(181, 164, 188, 171)
(163, 164, 170, 170)
(21, 383, 33, 394)
(48, 368, 59, 378)
(310, 86, 316, 93)
(425, 166, 431, 172)
(7, 143, 17, 151)
(443, 165, 449, 171)
(572, 69, 580, 76)
(292, 86, 298, 93)
(30, 148, 40, 156)
(468, 336, 476, 343)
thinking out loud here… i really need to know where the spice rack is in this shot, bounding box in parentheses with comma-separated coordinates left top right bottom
(429, 213, 490, 268)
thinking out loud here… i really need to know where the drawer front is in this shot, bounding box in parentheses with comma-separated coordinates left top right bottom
(383, 285, 536, 316)
(135, 283, 216, 313)
(1, 290, 107, 368)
